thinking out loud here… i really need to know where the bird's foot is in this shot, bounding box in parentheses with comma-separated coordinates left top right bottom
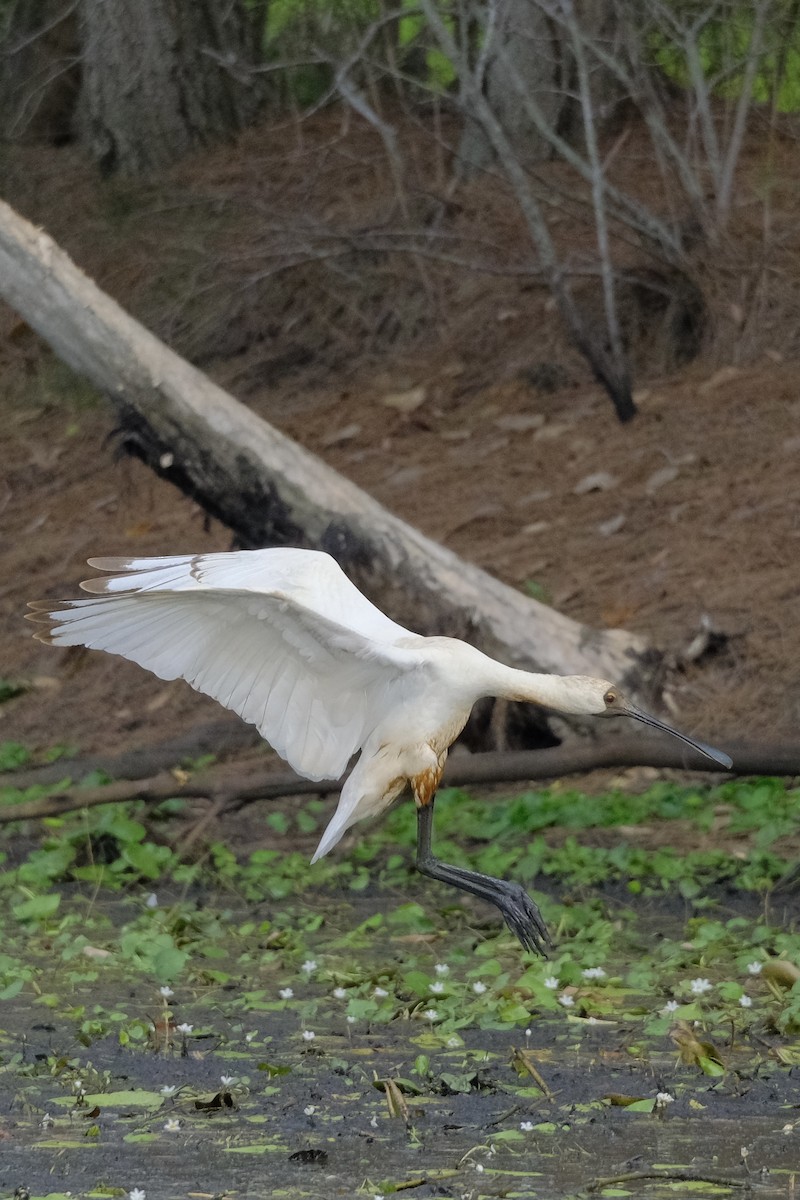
(494, 880, 551, 957)
(415, 804, 551, 955)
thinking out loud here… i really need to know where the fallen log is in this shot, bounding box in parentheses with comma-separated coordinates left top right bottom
(1, 735, 793, 826)
(0, 196, 658, 750)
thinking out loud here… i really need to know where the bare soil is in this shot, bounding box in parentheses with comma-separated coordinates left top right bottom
(2, 115, 800, 773)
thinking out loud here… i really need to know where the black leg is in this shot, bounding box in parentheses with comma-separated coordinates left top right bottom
(415, 797, 551, 956)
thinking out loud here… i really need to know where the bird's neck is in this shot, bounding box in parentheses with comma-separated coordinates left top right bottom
(481, 662, 589, 715)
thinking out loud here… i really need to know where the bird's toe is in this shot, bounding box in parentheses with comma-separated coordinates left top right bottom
(501, 882, 551, 956)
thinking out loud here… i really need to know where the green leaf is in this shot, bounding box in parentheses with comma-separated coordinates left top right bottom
(698, 1055, 726, 1077)
(13, 893, 61, 921)
(0, 741, 30, 770)
(402, 970, 433, 997)
(257, 1062, 292, 1077)
(51, 1090, 162, 1108)
(439, 1072, 475, 1093)
(150, 943, 189, 981)
(121, 841, 173, 878)
(496, 1000, 532, 1024)
(623, 1098, 657, 1112)
(0, 679, 27, 703)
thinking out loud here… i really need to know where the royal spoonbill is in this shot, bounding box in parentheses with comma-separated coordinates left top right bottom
(28, 548, 732, 953)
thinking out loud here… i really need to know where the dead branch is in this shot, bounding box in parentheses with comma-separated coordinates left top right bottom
(579, 1167, 749, 1195)
(1, 735, 797, 826)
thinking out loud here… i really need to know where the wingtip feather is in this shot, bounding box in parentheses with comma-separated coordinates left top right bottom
(86, 557, 138, 571)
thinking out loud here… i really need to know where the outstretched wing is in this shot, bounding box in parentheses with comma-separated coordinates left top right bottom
(28, 548, 425, 781)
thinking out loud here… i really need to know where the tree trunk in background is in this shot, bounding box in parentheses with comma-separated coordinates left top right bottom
(457, 0, 622, 173)
(0, 0, 80, 143)
(76, 0, 266, 175)
(458, 0, 561, 173)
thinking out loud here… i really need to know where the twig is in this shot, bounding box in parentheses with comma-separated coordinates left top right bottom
(511, 1047, 555, 1101)
(171, 794, 236, 858)
(577, 1167, 750, 1195)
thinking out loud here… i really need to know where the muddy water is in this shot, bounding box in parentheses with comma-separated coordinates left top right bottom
(0, 880, 798, 1200)
(2, 991, 797, 1199)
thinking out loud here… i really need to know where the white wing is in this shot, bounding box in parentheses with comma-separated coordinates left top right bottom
(28, 548, 426, 781)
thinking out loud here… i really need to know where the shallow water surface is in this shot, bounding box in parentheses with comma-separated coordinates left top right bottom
(1, 887, 797, 1200)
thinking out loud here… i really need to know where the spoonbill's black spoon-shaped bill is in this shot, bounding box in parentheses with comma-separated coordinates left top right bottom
(28, 548, 732, 954)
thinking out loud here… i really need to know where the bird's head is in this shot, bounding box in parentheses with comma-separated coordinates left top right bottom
(591, 679, 732, 769)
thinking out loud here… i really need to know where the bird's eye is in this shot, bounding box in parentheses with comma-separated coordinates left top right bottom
(604, 689, 617, 706)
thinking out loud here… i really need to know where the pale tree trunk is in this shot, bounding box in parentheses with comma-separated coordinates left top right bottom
(458, 0, 561, 172)
(457, 0, 623, 173)
(76, 0, 266, 175)
(0, 197, 660, 749)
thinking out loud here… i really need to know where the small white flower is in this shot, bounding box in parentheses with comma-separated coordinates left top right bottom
(160, 1085, 177, 1097)
(782, 1123, 795, 1135)
(177, 1022, 193, 1034)
(346, 1015, 355, 1024)
(434, 963, 450, 976)
(163, 1118, 181, 1132)
(159, 986, 174, 998)
(129, 1190, 146, 1200)
(520, 1120, 534, 1131)
(747, 961, 763, 975)
(374, 1194, 385, 1200)
(475, 1163, 484, 1173)
(302, 1030, 316, 1042)
(655, 1091, 674, 1105)
(690, 978, 712, 995)
(582, 967, 606, 979)
(304, 1104, 317, 1116)
(374, 986, 389, 998)
(446, 1036, 461, 1048)
(301, 959, 317, 974)
(430, 982, 445, 994)
(245, 1031, 256, 1042)
(525, 1027, 532, 1037)
(40, 1113, 54, 1128)
(369, 1114, 378, 1128)
(543, 976, 559, 989)
(472, 982, 487, 995)
(661, 1000, 679, 1014)
(559, 993, 574, 1007)
(220, 1075, 235, 1087)
(333, 987, 347, 1000)
(279, 987, 294, 1000)
(146, 893, 158, 908)
(423, 1008, 438, 1021)
(740, 994, 753, 1008)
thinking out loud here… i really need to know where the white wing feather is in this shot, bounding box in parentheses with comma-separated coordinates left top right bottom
(29, 549, 425, 781)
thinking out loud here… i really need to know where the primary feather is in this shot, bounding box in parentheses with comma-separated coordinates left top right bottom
(28, 549, 425, 784)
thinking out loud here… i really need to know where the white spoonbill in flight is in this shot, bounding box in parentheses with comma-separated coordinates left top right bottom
(28, 548, 732, 954)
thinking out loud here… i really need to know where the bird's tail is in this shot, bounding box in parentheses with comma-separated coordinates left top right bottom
(311, 755, 406, 863)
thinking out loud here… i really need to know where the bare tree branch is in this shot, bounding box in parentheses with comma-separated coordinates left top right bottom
(3, 736, 796, 827)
